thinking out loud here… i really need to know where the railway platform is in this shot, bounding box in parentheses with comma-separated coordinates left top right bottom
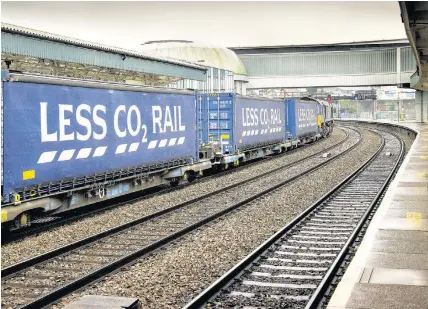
(327, 120, 428, 309)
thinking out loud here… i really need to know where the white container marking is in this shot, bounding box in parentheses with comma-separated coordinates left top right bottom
(115, 144, 127, 154)
(58, 149, 76, 161)
(255, 130, 259, 135)
(93, 146, 107, 157)
(148, 140, 158, 149)
(37, 151, 57, 164)
(242, 131, 247, 137)
(158, 139, 168, 147)
(129, 143, 139, 152)
(168, 138, 177, 146)
(76, 148, 92, 159)
(177, 137, 186, 145)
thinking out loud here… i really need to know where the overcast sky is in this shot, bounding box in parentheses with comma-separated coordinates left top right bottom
(2, 1, 407, 50)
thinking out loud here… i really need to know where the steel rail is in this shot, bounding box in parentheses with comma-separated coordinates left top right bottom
(182, 128, 402, 309)
(2, 128, 360, 309)
(2, 127, 353, 277)
(2, 129, 345, 245)
(304, 130, 405, 309)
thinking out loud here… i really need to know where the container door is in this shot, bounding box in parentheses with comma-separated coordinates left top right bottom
(198, 93, 234, 154)
(284, 98, 296, 139)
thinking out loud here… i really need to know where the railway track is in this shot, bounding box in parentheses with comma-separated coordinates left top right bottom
(1, 127, 361, 309)
(182, 129, 404, 309)
(0, 151, 287, 244)
(2, 129, 346, 245)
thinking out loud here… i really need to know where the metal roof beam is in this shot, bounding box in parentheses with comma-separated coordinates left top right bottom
(1, 32, 207, 81)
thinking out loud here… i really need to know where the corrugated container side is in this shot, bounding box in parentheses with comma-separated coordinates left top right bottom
(234, 97, 285, 150)
(197, 93, 234, 154)
(1, 72, 6, 187)
(294, 100, 319, 137)
(285, 99, 297, 139)
(2, 81, 197, 202)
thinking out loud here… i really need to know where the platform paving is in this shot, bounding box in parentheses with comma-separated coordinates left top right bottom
(327, 121, 428, 309)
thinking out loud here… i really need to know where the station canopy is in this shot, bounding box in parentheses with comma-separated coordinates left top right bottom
(1, 23, 207, 86)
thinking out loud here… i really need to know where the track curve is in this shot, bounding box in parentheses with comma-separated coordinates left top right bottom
(182, 128, 404, 309)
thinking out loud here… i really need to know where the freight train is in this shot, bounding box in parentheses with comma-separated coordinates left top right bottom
(1, 72, 333, 230)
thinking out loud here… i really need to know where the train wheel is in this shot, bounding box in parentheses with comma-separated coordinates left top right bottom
(14, 212, 31, 229)
(183, 171, 196, 183)
(170, 179, 180, 187)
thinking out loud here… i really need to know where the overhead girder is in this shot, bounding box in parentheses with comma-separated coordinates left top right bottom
(1, 53, 182, 86)
(400, 1, 428, 89)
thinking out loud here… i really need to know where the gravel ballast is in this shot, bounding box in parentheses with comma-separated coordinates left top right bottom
(2, 129, 347, 267)
(54, 126, 382, 309)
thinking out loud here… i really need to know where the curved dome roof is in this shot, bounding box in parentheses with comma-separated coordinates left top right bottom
(140, 40, 248, 76)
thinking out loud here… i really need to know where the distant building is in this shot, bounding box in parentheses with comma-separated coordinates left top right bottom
(140, 40, 249, 94)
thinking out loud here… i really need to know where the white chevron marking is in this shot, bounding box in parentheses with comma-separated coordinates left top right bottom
(148, 140, 158, 149)
(93, 146, 107, 157)
(242, 131, 247, 137)
(58, 149, 75, 161)
(37, 151, 57, 164)
(177, 137, 185, 145)
(115, 144, 127, 154)
(251, 130, 255, 135)
(168, 138, 177, 146)
(129, 142, 139, 152)
(255, 130, 259, 135)
(76, 148, 92, 159)
(159, 139, 168, 147)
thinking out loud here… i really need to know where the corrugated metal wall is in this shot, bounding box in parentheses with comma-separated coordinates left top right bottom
(168, 67, 235, 93)
(2, 32, 207, 81)
(239, 47, 416, 78)
(400, 47, 417, 72)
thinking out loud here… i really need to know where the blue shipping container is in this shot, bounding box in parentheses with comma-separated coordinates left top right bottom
(197, 93, 234, 154)
(285, 99, 319, 138)
(198, 94, 285, 153)
(235, 97, 285, 149)
(2, 81, 197, 201)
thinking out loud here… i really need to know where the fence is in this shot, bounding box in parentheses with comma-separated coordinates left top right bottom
(334, 99, 416, 122)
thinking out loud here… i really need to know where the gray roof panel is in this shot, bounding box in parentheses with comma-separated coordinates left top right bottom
(1, 23, 207, 81)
